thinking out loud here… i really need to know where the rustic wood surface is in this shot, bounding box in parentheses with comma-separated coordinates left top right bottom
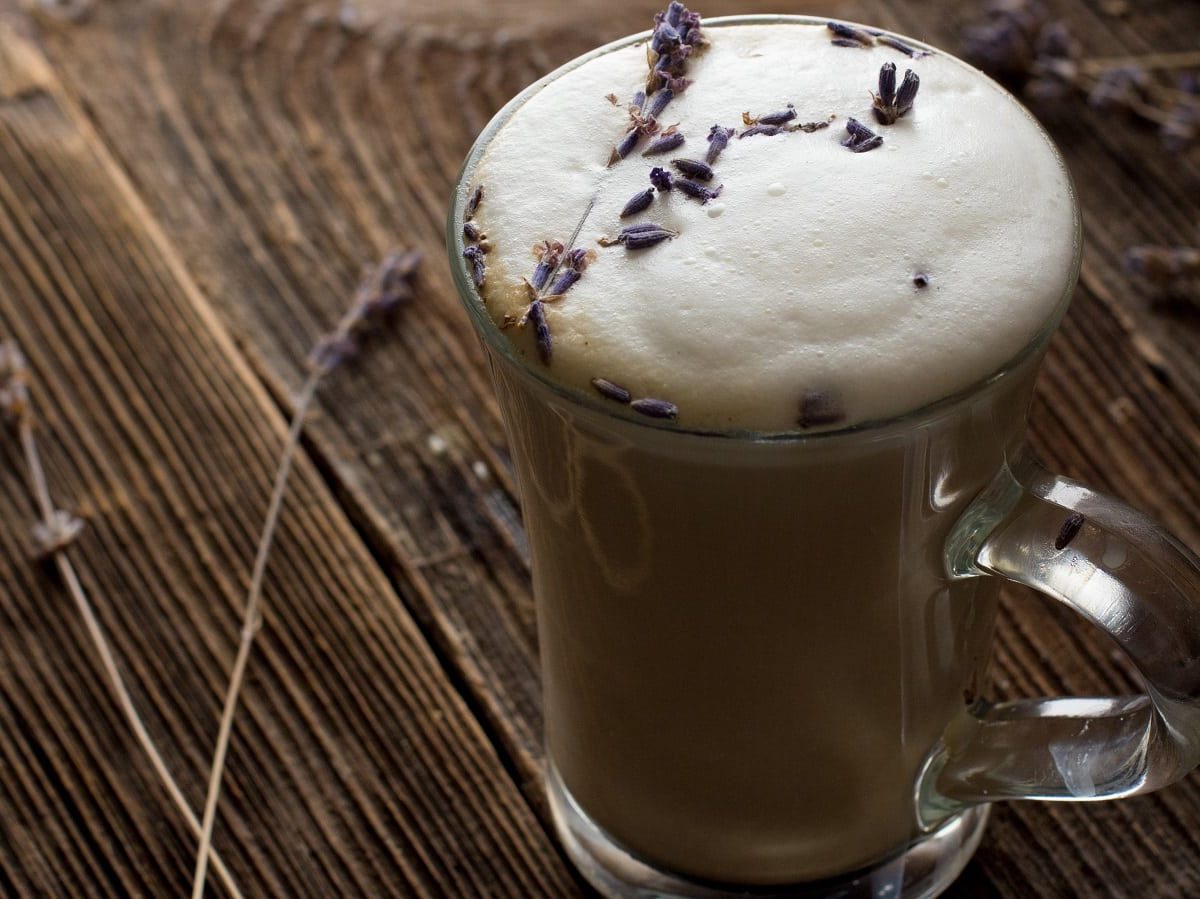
(0, 0, 1197, 896)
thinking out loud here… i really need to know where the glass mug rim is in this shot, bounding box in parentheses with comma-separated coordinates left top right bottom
(447, 13, 1084, 444)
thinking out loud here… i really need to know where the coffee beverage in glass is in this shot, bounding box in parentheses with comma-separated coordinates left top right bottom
(449, 7, 1200, 897)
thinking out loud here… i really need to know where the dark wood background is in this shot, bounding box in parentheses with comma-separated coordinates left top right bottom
(0, 0, 1197, 895)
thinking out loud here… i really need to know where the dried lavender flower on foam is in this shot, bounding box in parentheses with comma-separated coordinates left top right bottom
(873, 63, 920, 125)
(528, 240, 565, 293)
(599, 222, 678, 250)
(643, 131, 686, 155)
(546, 248, 595, 296)
(631, 397, 679, 420)
(526, 300, 553, 364)
(464, 184, 483, 219)
(591, 378, 632, 404)
(463, 245, 486, 287)
(842, 117, 884, 152)
(671, 158, 714, 180)
(877, 35, 930, 59)
(706, 125, 735, 163)
(621, 188, 656, 218)
(675, 178, 721, 203)
(827, 21, 875, 48)
(797, 390, 846, 429)
(744, 104, 796, 127)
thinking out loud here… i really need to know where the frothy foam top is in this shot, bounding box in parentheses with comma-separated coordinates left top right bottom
(465, 19, 1078, 431)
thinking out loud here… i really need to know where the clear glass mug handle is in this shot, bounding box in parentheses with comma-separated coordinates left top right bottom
(918, 452, 1200, 829)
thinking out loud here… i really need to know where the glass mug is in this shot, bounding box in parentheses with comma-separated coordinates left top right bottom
(448, 16, 1200, 898)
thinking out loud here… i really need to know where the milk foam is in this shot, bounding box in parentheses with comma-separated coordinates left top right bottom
(469, 20, 1078, 431)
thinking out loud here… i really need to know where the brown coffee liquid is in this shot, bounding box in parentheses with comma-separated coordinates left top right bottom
(492, 352, 1041, 884)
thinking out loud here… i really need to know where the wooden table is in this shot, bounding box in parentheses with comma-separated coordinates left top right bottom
(0, 0, 1197, 895)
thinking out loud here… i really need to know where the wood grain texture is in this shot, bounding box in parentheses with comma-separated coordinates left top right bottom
(1, 0, 1198, 895)
(0, 15, 576, 897)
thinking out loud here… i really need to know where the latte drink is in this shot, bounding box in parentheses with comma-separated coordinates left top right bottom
(455, 8, 1078, 890)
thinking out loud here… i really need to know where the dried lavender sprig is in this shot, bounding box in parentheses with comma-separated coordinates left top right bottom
(827, 21, 875, 48)
(671, 158, 714, 180)
(463, 245, 486, 288)
(591, 377, 632, 404)
(842, 117, 884, 152)
(706, 125, 735, 163)
(873, 63, 920, 125)
(0, 344, 247, 899)
(631, 397, 679, 420)
(193, 252, 418, 899)
(463, 221, 483, 242)
(465, 184, 483, 219)
(599, 222, 678, 250)
(643, 131, 686, 155)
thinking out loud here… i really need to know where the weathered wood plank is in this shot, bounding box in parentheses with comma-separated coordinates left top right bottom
(0, 17, 577, 897)
(14, 0, 1200, 896)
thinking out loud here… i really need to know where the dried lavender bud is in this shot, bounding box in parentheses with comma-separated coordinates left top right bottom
(706, 125, 735, 164)
(309, 333, 359, 371)
(651, 22, 682, 54)
(913, 271, 930, 288)
(527, 300, 552, 364)
(1054, 512, 1085, 550)
(643, 131, 686, 155)
(463, 221, 482, 242)
(621, 188, 656, 218)
(739, 124, 782, 139)
(623, 228, 677, 250)
(631, 397, 678, 420)
(631, 89, 647, 111)
(465, 185, 484, 220)
(827, 21, 875, 47)
(873, 64, 920, 125)
(877, 34, 930, 58)
(842, 118, 883, 153)
(878, 62, 897, 108)
(745, 104, 796, 127)
(671, 158, 713, 181)
(463, 245, 487, 287)
(1123, 245, 1200, 284)
(528, 240, 565, 292)
(675, 178, 722, 203)
(599, 222, 678, 250)
(591, 377, 632, 404)
(1036, 20, 1077, 60)
(1161, 101, 1200, 154)
(649, 166, 674, 192)
(0, 341, 29, 424)
(663, 0, 685, 27)
(831, 39, 865, 49)
(1087, 66, 1150, 110)
(548, 269, 581, 296)
(797, 390, 845, 429)
(647, 88, 674, 119)
(610, 127, 643, 165)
